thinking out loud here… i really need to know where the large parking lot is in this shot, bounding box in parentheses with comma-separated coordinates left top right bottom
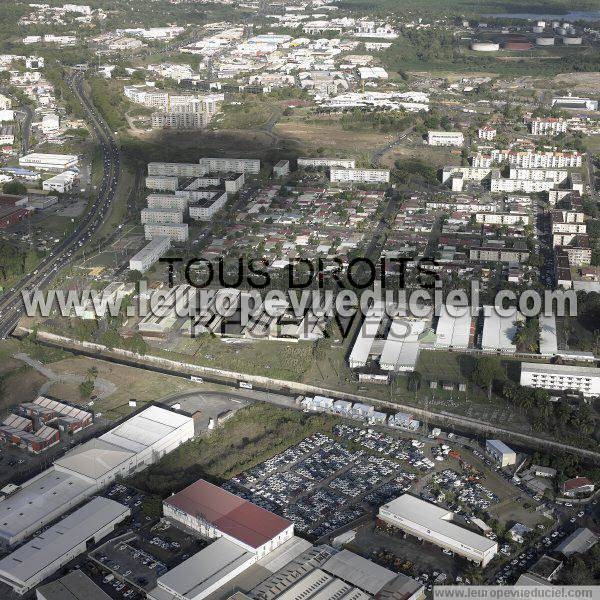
(225, 425, 439, 540)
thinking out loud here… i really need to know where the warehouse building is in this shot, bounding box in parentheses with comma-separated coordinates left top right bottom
(520, 362, 600, 397)
(539, 314, 558, 357)
(42, 170, 76, 193)
(0, 406, 193, 549)
(378, 494, 498, 566)
(481, 306, 523, 353)
(486, 439, 517, 467)
(555, 528, 598, 557)
(19, 153, 78, 171)
(434, 304, 473, 349)
(36, 566, 113, 600)
(0, 497, 130, 595)
(148, 537, 256, 600)
(129, 236, 171, 273)
(163, 478, 294, 558)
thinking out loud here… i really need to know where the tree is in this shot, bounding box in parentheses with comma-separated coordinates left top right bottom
(472, 357, 502, 399)
(79, 378, 94, 399)
(407, 370, 422, 392)
(2, 180, 27, 195)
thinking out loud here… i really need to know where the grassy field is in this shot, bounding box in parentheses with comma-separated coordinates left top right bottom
(127, 403, 337, 496)
(170, 336, 316, 382)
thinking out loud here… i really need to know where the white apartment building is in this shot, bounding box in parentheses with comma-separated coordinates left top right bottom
(379, 495, 498, 567)
(478, 126, 496, 140)
(298, 157, 356, 169)
(490, 171, 556, 193)
(509, 167, 568, 184)
(530, 118, 568, 136)
(0, 94, 11, 110)
(144, 223, 188, 242)
(330, 168, 390, 183)
(427, 131, 464, 146)
(141, 208, 184, 225)
(146, 176, 179, 191)
(472, 150, 583, 169)
(19, 153, 78, 171)
(521, 362, 600, 397)
(129, 236, 171, 273)
(147, 194, 189, 211)
(199, 157, 260, 174)
(188, 192, 228, 220)
(148, 162, 205, 177)
(41, 113, 60, 134)
(475, 212, 530, 226)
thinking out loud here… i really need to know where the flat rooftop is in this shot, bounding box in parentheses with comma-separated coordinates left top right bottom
(0, 497, 129, 587)
(164, 479, 292, 549)
(152, 537, 255, 600)
(381, 494, 497, 553)
(521, 362, 600, 377)
(35, 569, 113, 600)
(0, 468, 94, 542)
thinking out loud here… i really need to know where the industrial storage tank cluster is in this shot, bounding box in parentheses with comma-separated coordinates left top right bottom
(471, 42, 500, 51)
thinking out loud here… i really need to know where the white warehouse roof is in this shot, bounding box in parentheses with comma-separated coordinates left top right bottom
(0, 497, 129, 592)
(435, 305, 472, 349)
(481, 306, 523, 352)
(539, 314, 558, 356)
(380, 494, 497, 553)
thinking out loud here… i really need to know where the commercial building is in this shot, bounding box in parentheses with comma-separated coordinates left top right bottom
(552, 96, 598, 111)
(435, 305, 473, 349)
(427, 131, 464, 146)
(555, 528, 598, 557)
(330, 168, 390, 184)
(163, 478, 294, 558)
(0, 497, 130, 595)
(42, 171, 76, 193)
(0, 406, 193, 549)
(36, 567, 113, 600)
(378, 494, 497, 566)
(148, 537, 256, 600)
(144, 223, 189, 241)
(129, 236, 171, 273)
(19, 153, 78, 171)
(520, 362, 600, 397)
(481, 306, 524, 353)
(298, 157, 356, 169)
(485, 439, 517, 467)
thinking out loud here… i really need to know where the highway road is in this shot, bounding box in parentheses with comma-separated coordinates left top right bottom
(0, 70, 121, 338)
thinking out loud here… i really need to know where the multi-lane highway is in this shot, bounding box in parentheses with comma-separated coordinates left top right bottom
(0, 70, 121, 338)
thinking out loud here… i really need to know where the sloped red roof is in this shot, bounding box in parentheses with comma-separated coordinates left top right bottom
(164, 479, 291, 549)
(563, 477, 593, 491)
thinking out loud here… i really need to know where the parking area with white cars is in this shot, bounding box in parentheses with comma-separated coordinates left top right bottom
(225, 426, 436, 541)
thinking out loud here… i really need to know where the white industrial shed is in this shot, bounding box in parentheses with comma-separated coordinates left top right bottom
(348, 303, 384, 368)
(0, 497, 130, 595)
(481, 306, 524, 353)
(0, 406, 193, 549)
(148, 538, 256, 600)
(379, 318, 426, 372)
(378, 494, 497, 567)
(539, 314, 558, 357)
(435, 305, 472, 349)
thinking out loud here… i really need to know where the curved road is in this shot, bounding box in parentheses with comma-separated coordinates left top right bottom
(0, 71, 121, 338)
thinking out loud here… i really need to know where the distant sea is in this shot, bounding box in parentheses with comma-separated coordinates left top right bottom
(483, 11, 600, 21)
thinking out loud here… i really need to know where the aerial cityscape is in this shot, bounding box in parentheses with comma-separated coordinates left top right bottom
(0, 0, 599, 598)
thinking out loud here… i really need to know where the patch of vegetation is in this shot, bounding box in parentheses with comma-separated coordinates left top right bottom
(127, 403, 336, 496)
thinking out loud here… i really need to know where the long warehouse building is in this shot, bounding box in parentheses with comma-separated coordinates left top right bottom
(378, 494, 498, 567)
(0, 406, 194, 549)
(0, 497, 130, 595)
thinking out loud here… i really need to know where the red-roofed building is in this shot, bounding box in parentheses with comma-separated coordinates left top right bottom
(562, 477, 595, 498)
(163, 479, 293, 557)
